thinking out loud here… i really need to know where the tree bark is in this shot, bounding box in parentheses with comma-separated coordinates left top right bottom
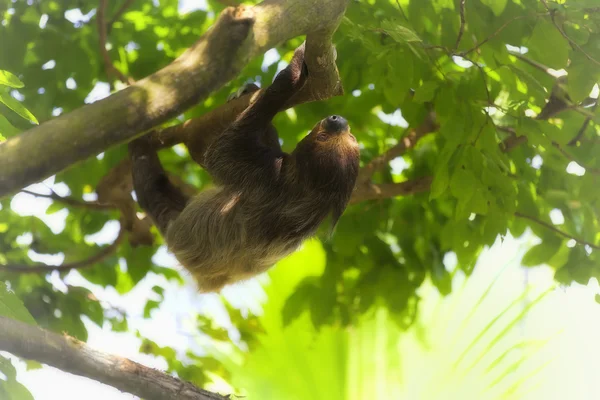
(0, 316, 225, 400)
(0, 0, 348, 198)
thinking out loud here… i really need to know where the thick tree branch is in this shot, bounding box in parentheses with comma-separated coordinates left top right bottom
(0, 316, 225, 400)
(0, 226, 125, 273)
(0, 0, 349, 198)
(180, 29, 343, 165)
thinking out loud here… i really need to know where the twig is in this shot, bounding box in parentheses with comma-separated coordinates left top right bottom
(0, 226, 125, 274)
(107, 0, 136, 30)
(550, 141, 600, 175)
(498, 128, 528, 152)
(357, 111, 438, 184)
(460, 13, 548, 56)
(507, 50, 560, 77)
(21, 189, 115, 210)
(394, 0, 408, 20)
(454, 0, 466, 51)
(540, 0, 600, 67)
(514, 211, 600, 250)
(350, 176, 433, 204)
(97, 0, 133, 84)
(568, 100, 599, 146)
(0, 316, 226, 400)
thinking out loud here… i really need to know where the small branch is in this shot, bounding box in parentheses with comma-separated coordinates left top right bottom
(107, 0, 136, 30)
(0, 316, 225, 400)
(21, 189, 115, 210)
(454, 0, 466, 51)
(499, 129, 528, 152)
(514, 211, 600, 250)
(97, 0, 132, 84)
(357, 111, 438, 184)
(460, 13, 548, 56)
(350, 176, 433, 204)
(508, 50, 561, 77)
(539, 0, 600, 67)
(394, 0, 408, 20)
(0, 226, 125, 274)
(550, 141, 600, 175)
(568, 100, 599, 146)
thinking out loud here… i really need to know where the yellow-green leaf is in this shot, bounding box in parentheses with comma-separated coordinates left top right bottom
(0, 70, 24, 88)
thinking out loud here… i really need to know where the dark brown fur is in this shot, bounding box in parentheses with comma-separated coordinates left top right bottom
(129, 44, 359, 292)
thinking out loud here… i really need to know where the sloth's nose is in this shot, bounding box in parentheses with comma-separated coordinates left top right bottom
(324, 115, 349, 132)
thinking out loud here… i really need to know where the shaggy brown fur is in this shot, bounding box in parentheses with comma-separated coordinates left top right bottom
(129, 44, 359, 292)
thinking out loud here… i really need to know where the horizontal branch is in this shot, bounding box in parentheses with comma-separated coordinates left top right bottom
(0, 226, 125, 273)
(515, 212, 600, 250)
(21, 189, 115, 210)
(350, 176, 433, 204)
(0, 0, 349, 198)
(0, 316, 225, 400)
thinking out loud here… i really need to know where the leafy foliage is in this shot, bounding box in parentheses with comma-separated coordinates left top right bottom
(1, 0, 600, 396)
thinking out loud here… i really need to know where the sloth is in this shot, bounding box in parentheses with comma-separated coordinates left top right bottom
(128, 44, 359, 292)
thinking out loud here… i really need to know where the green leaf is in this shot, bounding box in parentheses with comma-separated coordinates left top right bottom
(450, 167, 477, 200)
(143, 300, 161, 318)
(527, 20, 569, 69)
(380, 20, 422, 43)
(567, 57, 600, 103)
(282, 280, 318, 326)
(430, 164, 449, 200)
(481, 0, 508, 16)
(0, 70, 24, 88)
(413, 81, 438, 103)
(0, 91, 38, 124)
(0, 114, 19, 138)
(45, 201, 66, 215)
(0, 356, 34, 400)
(0, 283, 36, 325)
(522, 240, 562, 267)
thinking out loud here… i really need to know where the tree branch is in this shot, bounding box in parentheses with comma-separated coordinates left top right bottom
(454, 0, 466, 51)
(0, 0, 349, 198)
(540, 0, 600, 67)
(568, 100, 599, 146)
(357, 111, 438, 184)
(0, 226, 126, 274)
(107, 0, 136, 30)
(459, 13, 548, 57)
(514, 212, 600, 250)
(0, 316, 225, 400)
(180, 28, 343, 165)
(350, 176, 433, 204)
(21, 189, 115, 210)
(97, 0, 132, 84)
